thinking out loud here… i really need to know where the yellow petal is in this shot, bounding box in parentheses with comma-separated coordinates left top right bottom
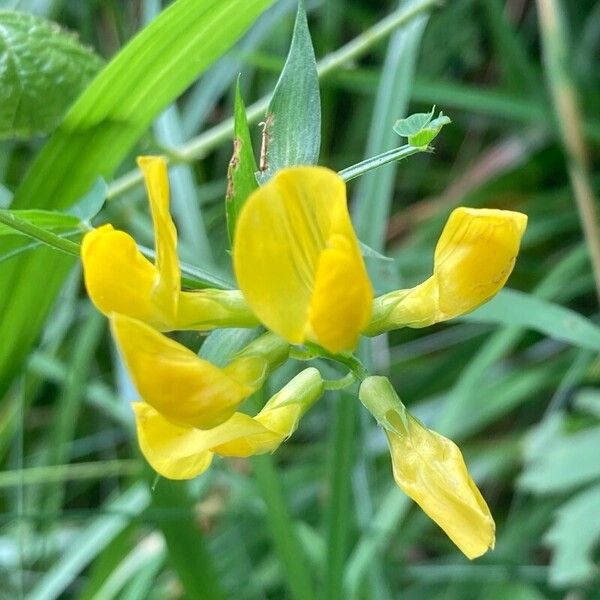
(385, 415, 495, 559)
(214, 367, 323, 456)
(137, 156, 179, 321)
(233, 166, 372, 353)
(308, 234, 373, 353)
(112, 314, 252, 429)
(133, 368, 323, 479)
(433, 207, 527, 319)
(133, 402, 214, 480)
(359, 377, 495, 559)
(81, 225, 163, 327)
(367, 207, 527, 334)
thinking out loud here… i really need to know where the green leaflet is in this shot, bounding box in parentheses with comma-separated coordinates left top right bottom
(393, 106, 451, 147)
(462, 288, 600, 352)
(257, 0, 320, 183)
(226, 80, 259, 246)
(0, 209, 81, 238)
(0, 0, 272, 398)
(0, 10, 103, 139)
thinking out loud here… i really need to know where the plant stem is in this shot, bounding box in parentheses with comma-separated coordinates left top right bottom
(0, 210, 80, 257)
(536, 0, 600, 303)
(0, 460, 141, 489)
(251, 388, 316, 600)
(107, 0, 441, 201)
(324, 393, 357, 600)
(338, 144, 429, 182)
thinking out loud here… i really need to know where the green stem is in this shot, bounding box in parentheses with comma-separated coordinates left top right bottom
(251, 388, 316, 600)
(536, 0, 600, 303)
(0, 210, 80, 257)
(338, 145, 429, 182)
(0, 460, 141, 489)
(323, 372, 357, 391)
(323, 393, 357, 600)
(106, 0, 441, 200)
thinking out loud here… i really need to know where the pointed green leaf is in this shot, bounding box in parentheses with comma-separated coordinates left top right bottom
(462, 288, 600, 352)
(226, 80, 259, 245)
(0, 209, 81, 238)
(0, 10, 103, 139)
(257, 0, 320, 183)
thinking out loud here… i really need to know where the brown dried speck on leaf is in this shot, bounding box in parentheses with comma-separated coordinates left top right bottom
(259, 113, 274, 173)
(226, 137, 242, 200)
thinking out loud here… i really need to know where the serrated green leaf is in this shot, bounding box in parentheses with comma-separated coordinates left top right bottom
(257, 0, 320, 183)
(544, 483, 600, 587)
(0, 209, 81, 237)
(226, 80, 258, 245)
(0, 10, 103, 139)
(519, 418, 600, 494)
(0, 0, 272, 399)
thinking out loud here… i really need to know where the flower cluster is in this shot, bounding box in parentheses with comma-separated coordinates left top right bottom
(81, 156, 526, 558)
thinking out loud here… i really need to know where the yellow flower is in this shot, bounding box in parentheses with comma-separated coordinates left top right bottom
(233, 166, 373, 354)
(132, 368, 324, 479)
(111, 313, 288, 429)
(367, 207, 527, 335)
(81, 156, 257, 331)
(359, 376, 495, 559)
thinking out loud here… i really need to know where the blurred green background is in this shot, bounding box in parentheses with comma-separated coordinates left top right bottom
(1, 0, 599, 598)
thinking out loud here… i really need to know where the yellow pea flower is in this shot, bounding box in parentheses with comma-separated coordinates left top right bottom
(233, 166, 373, 354)
(367, 207, 527, 335)
(359, 376, 495, 559)
(111, 313, 288, 429)
(81, 156, 257, 331)
(132, 368, 324, 480)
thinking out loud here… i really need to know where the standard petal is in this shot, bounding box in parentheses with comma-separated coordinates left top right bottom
(81, 225, 162, 326)
(432, 207, 527, 319)
(112, 314, 252, 429)
(367, 207, 527, 334)
(233, 166, 372, 352)
(137, 156, 180, 321)
(133, 402, 214, 480)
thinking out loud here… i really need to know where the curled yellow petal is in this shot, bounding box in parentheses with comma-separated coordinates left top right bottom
(359, 376, 495, 559)
(233, 166, 372, 353)
(81, 156, 258, 331)
(112, 314, 253, 429)
(367, 207, 527, 335)
(137, 156, 179, 322)
(133, 402, 214, 480)
(81, 224, 162, 326)
(133, 368, 323, 479)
